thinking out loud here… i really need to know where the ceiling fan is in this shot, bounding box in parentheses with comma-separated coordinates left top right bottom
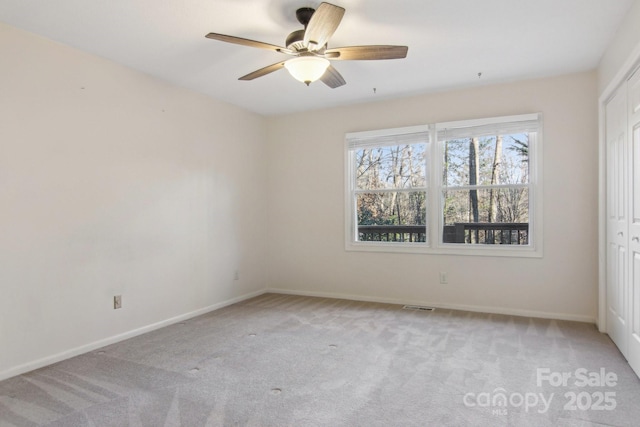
(205, 2, 408, 88)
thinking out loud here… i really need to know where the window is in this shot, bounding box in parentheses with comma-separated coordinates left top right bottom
(345, 114, 542, 257)
(346, 126, 430, 244)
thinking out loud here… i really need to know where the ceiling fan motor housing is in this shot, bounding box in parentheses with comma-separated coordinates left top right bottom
(286, 29, 306, 51)
(287, 7, 317, 51)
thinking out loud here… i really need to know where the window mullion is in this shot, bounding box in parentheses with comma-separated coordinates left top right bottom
(430, 125, 441, 247)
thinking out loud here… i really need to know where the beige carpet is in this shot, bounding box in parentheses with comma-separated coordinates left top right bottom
(1, 293, 639, 426)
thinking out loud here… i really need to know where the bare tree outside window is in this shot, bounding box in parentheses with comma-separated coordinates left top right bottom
(441, 133, 530, 245)
(355, 143, 427, 242)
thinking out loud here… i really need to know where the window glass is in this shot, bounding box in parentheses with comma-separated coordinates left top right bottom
(441, 132, 532, 245)
(354, 143, 428, 243)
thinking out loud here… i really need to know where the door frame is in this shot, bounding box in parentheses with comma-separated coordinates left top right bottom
(599, 43, 640, 332)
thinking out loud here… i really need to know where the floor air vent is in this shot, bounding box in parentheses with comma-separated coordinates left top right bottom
(402, 305, 435, 312)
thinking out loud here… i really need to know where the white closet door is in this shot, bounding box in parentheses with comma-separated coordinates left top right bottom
(628, 68, 640, 375)
(606, 86, 628, 356)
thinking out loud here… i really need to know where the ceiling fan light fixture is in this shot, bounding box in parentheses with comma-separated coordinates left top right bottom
(284, 56, 330, 86)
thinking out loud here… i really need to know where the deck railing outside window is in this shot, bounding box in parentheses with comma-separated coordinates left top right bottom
(442, 223, 528, 244)
(358, 223, 528, 245)
(358, 225, 426, 242)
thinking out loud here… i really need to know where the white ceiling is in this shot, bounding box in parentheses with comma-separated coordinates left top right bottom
(0, 0, 634, 116)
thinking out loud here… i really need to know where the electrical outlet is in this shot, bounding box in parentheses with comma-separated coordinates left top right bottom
(439, 272, 448, 284)
(234, 271, 239, 281)
(114, 295, 122, 309)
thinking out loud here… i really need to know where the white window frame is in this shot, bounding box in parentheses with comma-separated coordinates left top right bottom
(345, 113, 543, 258)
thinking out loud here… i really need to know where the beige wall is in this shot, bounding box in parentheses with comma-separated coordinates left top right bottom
(267, 71, 599, 322)
(598, 0, 640, 94)
(0, 23, 268, 379)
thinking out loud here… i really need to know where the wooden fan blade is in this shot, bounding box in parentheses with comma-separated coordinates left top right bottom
(325, 45, 408, 60)
(303, 3, 345, 51)
(239, 61, 286, 81)
(205, 32, 293, 54)
(321, 65, 346, 88)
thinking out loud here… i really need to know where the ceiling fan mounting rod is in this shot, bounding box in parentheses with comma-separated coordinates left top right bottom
(296, 7, 316, 28)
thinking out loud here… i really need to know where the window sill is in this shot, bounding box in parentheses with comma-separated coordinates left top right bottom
(345, 241, 543, 258)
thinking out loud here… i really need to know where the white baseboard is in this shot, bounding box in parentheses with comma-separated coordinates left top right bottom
(266, 287, 596, 324)
(0, 289, 265, 382)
